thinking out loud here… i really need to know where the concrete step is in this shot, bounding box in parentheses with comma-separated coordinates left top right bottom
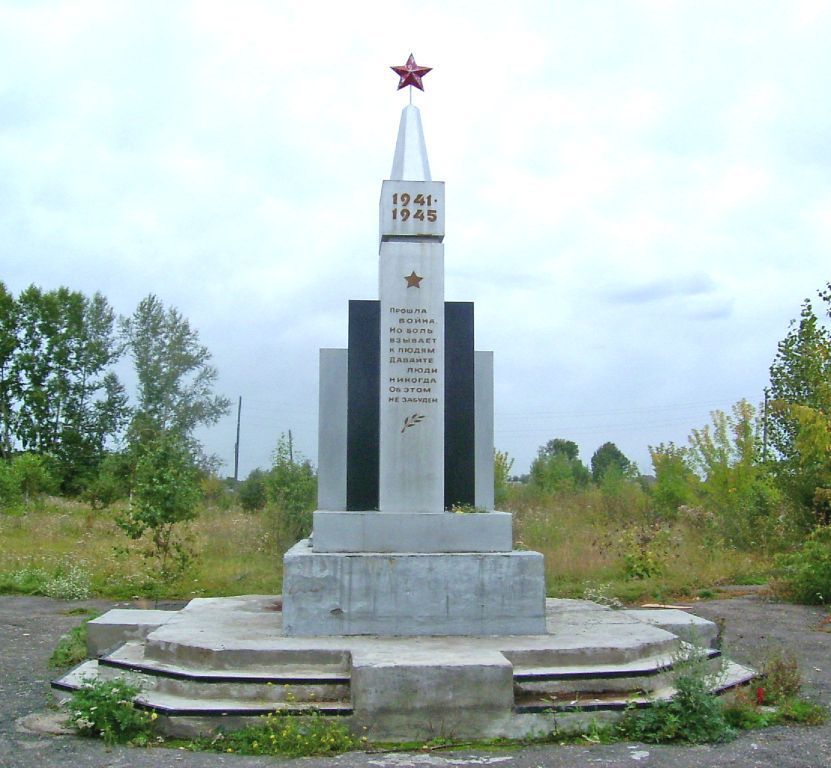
(52, 660, 353, 717)
(104, 641, 350, 684)
(72, 641, 351, 705)
(513, 645, 722, 695)
(515, 660, 756, 713)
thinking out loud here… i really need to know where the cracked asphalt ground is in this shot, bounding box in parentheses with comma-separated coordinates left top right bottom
(1, 593, 829, 768)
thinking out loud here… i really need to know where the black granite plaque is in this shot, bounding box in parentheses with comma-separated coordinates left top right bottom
(444, 302, 475, 508)
(346, 300, 380, 510)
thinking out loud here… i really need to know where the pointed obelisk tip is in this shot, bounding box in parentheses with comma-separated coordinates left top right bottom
(390, 104, 432, 182)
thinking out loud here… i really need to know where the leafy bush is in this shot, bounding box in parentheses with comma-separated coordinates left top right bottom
(117, 431, 200, 583)
(266, 435, 316, 542)
(0, 453, 56, 510)
(618, 522, 673, 580)
(68, 678, 156, 745)
(529, 441, 591, 494)
(84, 451, 132, 509)
(774, 525, 831, 604)
(200, 473, 233, 510)
(649, 442, 699, 518)
(617, 674, 735, 744)
(198, 711, 358, 757)
(239, 468, 268, 512)
(759, 648, 802, 703)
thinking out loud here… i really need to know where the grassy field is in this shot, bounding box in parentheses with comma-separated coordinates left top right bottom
(0, 489, 772, 603)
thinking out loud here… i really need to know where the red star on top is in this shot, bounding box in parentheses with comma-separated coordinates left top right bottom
(391, 53, 432, 91)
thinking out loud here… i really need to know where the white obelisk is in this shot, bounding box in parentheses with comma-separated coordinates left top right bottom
(378, 105, 446, 512)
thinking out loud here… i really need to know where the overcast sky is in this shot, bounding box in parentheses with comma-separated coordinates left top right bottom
(2, 0, 831, 478)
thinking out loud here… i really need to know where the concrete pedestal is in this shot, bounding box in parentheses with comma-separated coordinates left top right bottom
(312, 510, 512, 553)
(282, 539, 546, 636)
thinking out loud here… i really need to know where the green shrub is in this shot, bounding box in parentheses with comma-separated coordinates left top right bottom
(0, 453, 56, 510)
(84, 452, 132, 509)
(266, 435, 316, 542)
(619, 522, 673, 580)
(617, 674, 735, 744)
(759, 648, 802, 703)
(774, 525, 831, 604)
(200, 473, 232, 510)
(722, 689, 774, 730)
(0, 461, 21, 509)
(198, 711, 358, 757)
(117, 431, 200, 583)
(239, 468, 268, 512)
(67, 678, 156, 745)
(775, 698, 828, 725)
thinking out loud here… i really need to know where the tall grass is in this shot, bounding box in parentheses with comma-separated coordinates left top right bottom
(0, 498, 286, 599)
(509, 484, 771, 603)
(0, 488, 772, 602)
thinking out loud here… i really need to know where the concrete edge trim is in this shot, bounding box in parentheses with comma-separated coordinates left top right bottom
(513, 648, 721, 683)
(97, 656, 350, 686)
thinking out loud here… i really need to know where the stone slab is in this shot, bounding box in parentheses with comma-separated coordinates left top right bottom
(624, 609, 719, 648)
(282, 540, 546, 636)
(474, 350, 495, 510)
(86, 609, 176, 657)
(350, 646, 513, 739)
(317, 348, 348, 510)
(311, 510, 512, 553)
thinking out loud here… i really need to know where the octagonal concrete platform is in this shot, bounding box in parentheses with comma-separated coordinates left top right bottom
(54, 596, 754, 741)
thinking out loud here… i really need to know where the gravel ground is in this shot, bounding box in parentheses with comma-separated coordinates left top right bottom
(1, 592, 829, 768)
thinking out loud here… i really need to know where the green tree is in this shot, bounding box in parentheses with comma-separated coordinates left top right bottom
(121, 295, 230, 456)
(649, 442, 699, 517)
(769, 285, 831, 525)
(0, 282, 18, 462)
(590, 441, 634, 483)
(9, 286, 126, 491)
(688, 400, 781, 547)
(116, 432, 200, 583)
(542, 438, 579, 461)
(529, 438, 590, 493)
(265, 433, 316, 543)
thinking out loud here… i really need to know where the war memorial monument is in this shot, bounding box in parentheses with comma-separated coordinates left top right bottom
(54, 57, 753, 741)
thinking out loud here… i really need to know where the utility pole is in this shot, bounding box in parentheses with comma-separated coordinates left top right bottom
(233, 396, 242, 482)
(288, 429, 294, 464)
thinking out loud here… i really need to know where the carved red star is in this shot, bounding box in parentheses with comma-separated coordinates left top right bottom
(405, 271, 423, 288)
(391, 53, 432, 92)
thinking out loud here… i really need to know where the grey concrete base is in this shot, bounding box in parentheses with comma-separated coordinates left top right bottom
(53, 596, 755, 742)
(623, 609, 720, 648)
(86, 609, 175, 657)
(311, 510, 512, 553)
(282, 539, 546, 636)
